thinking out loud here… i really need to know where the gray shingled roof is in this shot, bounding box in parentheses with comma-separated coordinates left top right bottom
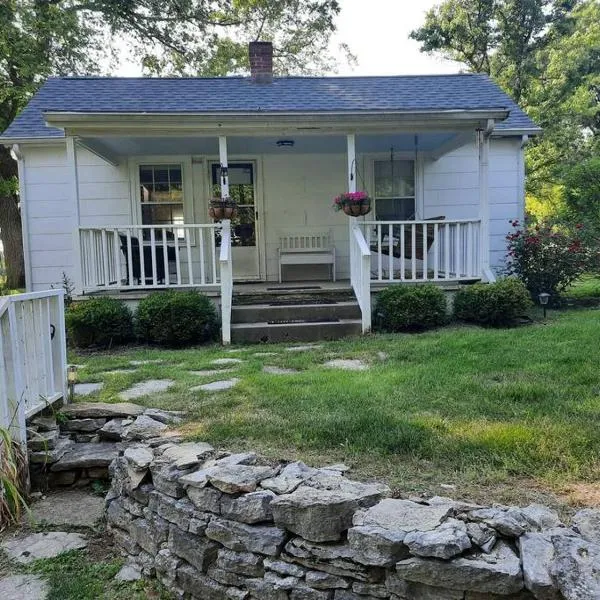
(1, 74, 539, 140)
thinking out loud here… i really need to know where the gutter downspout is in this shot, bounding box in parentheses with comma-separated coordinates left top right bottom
(10, 144, 33, 291)
(479, 119, 495, 282)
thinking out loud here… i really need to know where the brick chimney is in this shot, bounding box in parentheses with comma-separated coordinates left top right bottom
(249, 41, 273, 84)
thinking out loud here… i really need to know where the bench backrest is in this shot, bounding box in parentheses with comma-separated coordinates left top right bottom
(279, 230, 333, 252)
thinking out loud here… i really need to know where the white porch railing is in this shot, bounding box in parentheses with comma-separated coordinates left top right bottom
(219, 221, 233, 345)
(349, 225, 372, 333)
(362, 219, 481, 283)
(79, 224, 223, 292)
(0, 290, 67, 444)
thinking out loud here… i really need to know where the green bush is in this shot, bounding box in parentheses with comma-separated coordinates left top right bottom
(135, 290, 219, 347)
(453, 278, 532, 327)
(375, 284, 447, 332)
(66, 297, 133, 348)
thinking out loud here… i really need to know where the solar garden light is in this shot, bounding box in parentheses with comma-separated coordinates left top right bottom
(538, 292, 550, 319)
(68, 365, 78, 402)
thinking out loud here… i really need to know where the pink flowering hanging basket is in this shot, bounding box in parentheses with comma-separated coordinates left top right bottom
(333, 192, 372, 217)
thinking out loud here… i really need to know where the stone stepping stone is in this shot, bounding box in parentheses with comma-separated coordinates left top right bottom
(102, 368, 137, 375)
(50, 442, 119, 471)
(191, 378, 240, 393)
(211, 358, 244, 365)
(324, 359, 369, 371)
(2, 531, 87, 564)
(377, 352, 389, 361)
(285, 344, 323, 352)
(30, 489, 105, 528)
(115, 563, 142, 582)
(263, 366, 299, 375)
(0, 575, 49, 600)
(119, 379, 175, 400)
(129, 359, 163, 366)
(189, 368, 236, 377)
(74, 382, 103, 396)
(253, 352, 279, 357)
(62, 402, 144, 419)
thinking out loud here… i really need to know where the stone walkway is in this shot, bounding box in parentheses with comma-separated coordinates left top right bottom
(0, 575, 49, 600)
(263, 366, 299, 375)
(191, 378, 240, 393)
(2, 531, 88, 564)
(30, 490, 105, 528)
(74, 382, 103, 396)
(324, 359, 369, 371)
(119, 379, 174, 400)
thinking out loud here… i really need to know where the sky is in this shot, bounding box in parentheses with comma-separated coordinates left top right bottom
(330, 0, 460, 76)
(114, 0, 460, 77)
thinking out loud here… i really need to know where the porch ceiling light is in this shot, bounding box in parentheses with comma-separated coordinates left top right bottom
(276, 139, 295, 148)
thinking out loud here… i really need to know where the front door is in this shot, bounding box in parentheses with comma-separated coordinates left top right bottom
(211, 162, 260, 280)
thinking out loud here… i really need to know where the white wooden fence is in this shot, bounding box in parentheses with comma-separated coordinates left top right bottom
(349, 224, 371, 333)
(362, 219, 481, 282)
(0, 290, 67, 444)
(79, 224, 223, 292)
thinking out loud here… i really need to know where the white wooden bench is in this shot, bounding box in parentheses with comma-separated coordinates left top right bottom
(278, 230, 336, 283)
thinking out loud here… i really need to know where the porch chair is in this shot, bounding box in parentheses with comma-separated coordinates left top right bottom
(277, 230, 336, 283)
(369, 216, 446, 260)
(119, 234, 177, 285)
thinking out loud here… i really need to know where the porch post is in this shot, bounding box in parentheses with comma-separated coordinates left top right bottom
(218, 136, 230, 198)
(66, 136, 83, 295)
(347, 134, 357, 194)
(478, 122, 494, 282)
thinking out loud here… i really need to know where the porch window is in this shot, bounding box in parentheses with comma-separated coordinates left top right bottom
(373, 160, 415, 220)
(139, 164, 184, 230)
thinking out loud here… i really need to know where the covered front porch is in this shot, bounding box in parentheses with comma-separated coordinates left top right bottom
(57, 114, 498, 343)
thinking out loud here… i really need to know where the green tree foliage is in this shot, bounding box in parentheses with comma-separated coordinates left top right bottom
(563, 157, 600, 228)
(0, 0, 348, 287)
(411, 0, 599, 215)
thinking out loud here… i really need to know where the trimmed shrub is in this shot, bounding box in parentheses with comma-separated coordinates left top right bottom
(453, 278, 532, 327)
(375, 284, 447, 332)
(66, 297, 133, 348)
(135, 290, 219, 347)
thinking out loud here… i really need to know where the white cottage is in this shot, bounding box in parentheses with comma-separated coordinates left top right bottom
(1, 42, 539, 343)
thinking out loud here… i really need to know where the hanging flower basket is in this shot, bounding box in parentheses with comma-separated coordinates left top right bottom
(209, 198, 238, 220)
(333, 192, 372, 217)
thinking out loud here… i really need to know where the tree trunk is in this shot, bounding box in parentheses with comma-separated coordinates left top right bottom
(0, 147, 25, 290)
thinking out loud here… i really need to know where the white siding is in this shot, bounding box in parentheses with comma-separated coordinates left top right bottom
(20, 137, 524, 290)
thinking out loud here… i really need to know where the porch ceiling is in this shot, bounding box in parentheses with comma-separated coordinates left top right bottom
(79, 131, 466, 161)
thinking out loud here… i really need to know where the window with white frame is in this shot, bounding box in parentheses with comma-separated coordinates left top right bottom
(374, 160, 415, 220)
(139, 164, 184, 228)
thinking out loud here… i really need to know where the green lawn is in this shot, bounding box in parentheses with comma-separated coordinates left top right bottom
(70, 307, 600, 508)
(566, 274, 600, 299)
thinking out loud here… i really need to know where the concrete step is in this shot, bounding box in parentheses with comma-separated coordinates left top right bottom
(231, 319, 363, 344)
(231, 301, 361, 324)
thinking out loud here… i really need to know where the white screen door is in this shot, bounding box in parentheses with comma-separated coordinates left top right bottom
(212, 162, 260, 280)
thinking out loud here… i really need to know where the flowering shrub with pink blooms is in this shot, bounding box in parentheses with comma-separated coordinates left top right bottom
(333, 191, 371, 211)
(505, 219, 591, 302)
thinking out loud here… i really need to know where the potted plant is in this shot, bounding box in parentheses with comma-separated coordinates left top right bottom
(209, 197, 237, 220)
(333, 191, 372, 217)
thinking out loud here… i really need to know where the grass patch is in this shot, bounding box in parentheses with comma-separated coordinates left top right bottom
(24, 549, 169, 600)
(566, 274, 600, 299)
(70, 308, 600, 506)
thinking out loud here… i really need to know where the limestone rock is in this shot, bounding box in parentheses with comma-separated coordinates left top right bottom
(162, 441, 214, 469)
(130, 515, 169, 555)
(30, 415, 58, 431)
(168, 525, 218, 571)
(550, 534, 600, 600)
(305, 570, 350, 589)
(62, 417, 106, 432)
(27, 429, 59, 451)
(1, 531, 87, 564)
(347, 525, 408, 566)
(395, 540, 524, 595)
(290, 585, 331, 600)
(352, 582, 389, 598)
(119, 379, 175, 401)
(50, 442, 118, 471)
(115, 563, 142, 582)
(271, 477, 383, 542)
(99, 419, 127, 441)
(356, 498, 452, 532)
(221, 490, 276, 523)
(123, 415, 168, 441)
(216, 549, 264, 577)
(208, 464, 278, 494)
(572, 508, 600, 545)
(386, 574, 464, 600)
(520, 504, 563, 531)
(205, 516, 287, 556)
(149, 492, 196, 530)
(519, 532, 561, 600)
(466, 522, 497, 554)
(261, 461, 319, 494)
(187, 486, 223, 514)
(469, 507, 527, 538)
(143, 407, 185, 424)
(404, 519, 472, 560)
(264, 558, 306, 578)
(0, 574, 49, 600)
(124, 446, 154, 470)
(150, 461, 195, 498)
(61, 402, 144, 419)
(29, 436, 72, 464)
